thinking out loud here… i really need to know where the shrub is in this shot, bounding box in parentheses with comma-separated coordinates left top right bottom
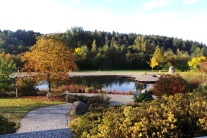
(0, 91, 15, 97)
(152, 74, 188, 97)
(200, 61, 207, 73)
(133, 91, 154, 102)
(16, 77, 38, 96)
(181, 72, 207, 92)
(69, 91, 207, 138)
(0, 114, 16, 134)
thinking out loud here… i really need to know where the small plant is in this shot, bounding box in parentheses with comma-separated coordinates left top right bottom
(0, 114, 16, 134)
(133, 91, 154, 102)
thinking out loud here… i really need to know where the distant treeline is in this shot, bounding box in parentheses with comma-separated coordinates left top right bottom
(0, 27, 206, 70)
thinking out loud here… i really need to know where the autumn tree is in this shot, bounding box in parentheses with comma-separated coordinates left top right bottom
(188, 56, 207, 71)
(149, 57, 158, 71)
(21, 35, 78, 96)
(153, 46, 165, 69)
(74, 45, 88, 60)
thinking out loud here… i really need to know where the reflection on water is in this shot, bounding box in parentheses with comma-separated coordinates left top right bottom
(36, 75, 152, 94)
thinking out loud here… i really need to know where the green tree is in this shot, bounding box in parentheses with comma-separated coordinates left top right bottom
(0, 53, 17, 93)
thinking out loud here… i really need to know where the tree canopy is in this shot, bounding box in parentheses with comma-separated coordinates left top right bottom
(0, 28, 207, 71)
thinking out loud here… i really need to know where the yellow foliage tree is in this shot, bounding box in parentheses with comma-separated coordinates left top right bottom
(150, 57, 158, 71)
(74, 45, 88, 60)
(153, 47, 165, 68)
(21, 35, 78, 95)
(188, 56, 207, 71)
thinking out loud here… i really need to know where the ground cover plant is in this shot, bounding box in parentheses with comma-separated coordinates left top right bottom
(0, 97, 64, 134)
(0, 114, 16, 134)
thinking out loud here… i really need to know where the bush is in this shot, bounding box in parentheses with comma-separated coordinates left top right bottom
(16, 77, 38, 96)
(152, 74, 188, 97)
(133, 91, 154, 102)
(69, 91, 207, 138)
(200, 61, 207, 73)
(0, 91, 15, 97)
(0, 114, 16, 134)
(181, 72, 207, 92)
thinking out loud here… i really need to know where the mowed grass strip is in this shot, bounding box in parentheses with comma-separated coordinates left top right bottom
(0, 97, 65, 124)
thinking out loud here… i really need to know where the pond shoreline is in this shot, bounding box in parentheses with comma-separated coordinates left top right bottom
(69, 71, 155, 77)
(12, 71, 160, 77)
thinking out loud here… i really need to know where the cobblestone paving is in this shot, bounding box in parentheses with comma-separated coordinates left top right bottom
(17, 103, 72, 133)
(0, 128, 73, 138)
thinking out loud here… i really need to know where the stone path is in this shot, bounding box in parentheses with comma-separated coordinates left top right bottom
(0, 103, 73, 138)
(0, 128, 72, 138)
(17, 103, 72, 133)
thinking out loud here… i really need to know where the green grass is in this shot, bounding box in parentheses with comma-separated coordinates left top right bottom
(0, 97, 65, 125)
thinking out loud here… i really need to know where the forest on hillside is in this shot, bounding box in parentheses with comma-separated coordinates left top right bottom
(0, 27, 206, 70)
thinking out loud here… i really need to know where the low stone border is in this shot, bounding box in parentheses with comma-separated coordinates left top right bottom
(0, 128, 73, 138)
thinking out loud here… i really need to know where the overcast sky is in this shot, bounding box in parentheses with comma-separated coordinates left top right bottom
(1, 0, 206, 44)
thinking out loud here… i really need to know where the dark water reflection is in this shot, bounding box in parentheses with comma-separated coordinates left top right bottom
(37, 75, 151, 94)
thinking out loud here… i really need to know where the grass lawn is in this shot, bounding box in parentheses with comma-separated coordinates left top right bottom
(0, 97, 65, 125)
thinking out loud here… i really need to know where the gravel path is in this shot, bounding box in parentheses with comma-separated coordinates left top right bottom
(17, 103, 72, 133)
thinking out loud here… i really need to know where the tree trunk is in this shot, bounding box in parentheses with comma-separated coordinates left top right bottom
(47, 73, 52, 98)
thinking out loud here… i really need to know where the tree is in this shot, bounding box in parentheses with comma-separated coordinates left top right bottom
(74, 45, 88, 60)
(0, 53, 17, 93)
(149, 57, 158, 71)
(188, 56, 207, 71)
(153, 46, 165, 69)
(21, 35, 78, 96)
(91, 39, 97, 53)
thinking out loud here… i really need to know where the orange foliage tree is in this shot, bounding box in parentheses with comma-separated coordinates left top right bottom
(21, 35, 78, 95)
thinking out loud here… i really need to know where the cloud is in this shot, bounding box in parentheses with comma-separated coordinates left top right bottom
(183, 0, 199, 5)
(139, 0, 172, 12)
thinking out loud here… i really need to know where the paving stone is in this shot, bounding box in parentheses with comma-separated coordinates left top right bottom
(0, 128, 73, 138)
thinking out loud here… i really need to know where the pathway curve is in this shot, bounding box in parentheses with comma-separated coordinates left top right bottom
(17, 103, 72, 133)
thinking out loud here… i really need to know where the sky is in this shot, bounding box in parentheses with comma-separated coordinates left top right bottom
(0, 0, 207, 45)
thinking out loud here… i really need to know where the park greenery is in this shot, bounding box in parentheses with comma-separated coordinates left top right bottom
(0, 27, 207, 136)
